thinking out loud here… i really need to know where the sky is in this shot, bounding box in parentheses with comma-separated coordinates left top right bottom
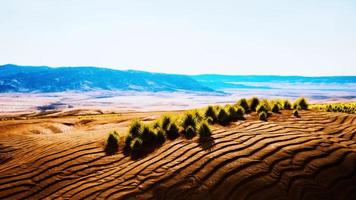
(1, 0, 356, 76)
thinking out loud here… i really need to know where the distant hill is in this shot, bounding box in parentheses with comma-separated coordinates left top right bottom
(191, 74, 356, 90)
(0, 64, 213, 93)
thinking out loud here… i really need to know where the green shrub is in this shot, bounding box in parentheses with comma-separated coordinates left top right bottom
(261, 99, 272, 111)
(269, 100, 282, 110)
(217, 108, 229, 125)
(248, 97, 260, 112)
(184, 125, 196, 139)
(293, 97, 308, 110)
(155, 129, 166, 145)
(293, 110, 299, 117)
(124, 134, 133, 152)
(141, 125, 157, 146)
(182, 113, 197, 131)
(258, 111, 268, 121)
(161, 115, 172, 131)
(237, 98, 249, 113)
(235, 106, 245, 119)
(283, 100, 292, 110)
(227, 105, 238, 121)
(294, 105, 302, 110)
(192, 110, 203, 123)
(271, 103, 280, 113)
(198, 121, 212, 139)
(105, 131, 119, 155)
(130, 138, 143, 155)
(204, 106, 217, 122)
(311, 102, 356, 114)
(256, 103, 268, 113)
(206, 116, 214, 124)
(166, 122, 179, 140)
(128, 120, 143, 138)
(275, 100, 283, 108)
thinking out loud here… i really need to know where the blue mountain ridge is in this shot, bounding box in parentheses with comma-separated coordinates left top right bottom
(0, 64, 213, 93)
(1, 64, 355, 93)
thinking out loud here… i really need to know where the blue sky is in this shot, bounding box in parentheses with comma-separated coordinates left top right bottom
(1, 0, 355, 75)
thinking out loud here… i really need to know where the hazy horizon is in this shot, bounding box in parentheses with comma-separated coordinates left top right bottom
(1, 0, 356, 76)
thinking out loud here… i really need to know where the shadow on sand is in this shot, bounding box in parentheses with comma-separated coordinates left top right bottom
(198, 137, 215, 151)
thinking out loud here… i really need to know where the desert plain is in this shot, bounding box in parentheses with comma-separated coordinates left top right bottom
(0, 93, 355, 200)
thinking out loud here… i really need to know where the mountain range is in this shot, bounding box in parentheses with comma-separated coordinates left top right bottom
(1, 64, 355, 93)
(0, 64, 212, 93)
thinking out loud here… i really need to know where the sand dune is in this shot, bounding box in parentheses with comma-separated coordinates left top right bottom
(0, 110, 355, 199)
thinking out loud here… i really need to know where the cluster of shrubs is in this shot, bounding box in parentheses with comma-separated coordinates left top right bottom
(205, 104, 245, 125)
(311, 102, 356, 114)
(105, 96, 309, 156)
(120, 110, 217, 158)
(237, 97, 307, 121)
(104, 103, 246, 157)
(122, 120, 166, 157)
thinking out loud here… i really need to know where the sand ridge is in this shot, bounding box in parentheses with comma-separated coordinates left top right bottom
(0, 110, 355, 199)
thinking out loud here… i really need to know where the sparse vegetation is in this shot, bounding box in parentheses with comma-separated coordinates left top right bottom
(105, 131, 119, 155)
(260, 99, 271, 111)
(124, 119, 167, 157)
(184, 125, 196, 139)
(255, 100, 272, 120)
(237, 98, 249, 113)
(235, 106, 245, 119)
(282, 99, 292, 110)
(217, 108, 229, 125)
(248, 97, 260, 112)
(128, 120, 143, 138)
(258, 111, 268, 121)
(124, 134, 133, 153)
(311, 102, 356, 114)
(256, 103, 268, 113)
(293, 97, 308, 110)
(182, 113, 197, 131)
(206, 116, 214, 124)
(130, 137, 143, 156)
(271, 103, 280, 113)
(161, 115, 172, 131)
(198, 121, 212, 139)
(182, 112, 197, 138)
(109, 96, 319, 158)
(160, 115, 178, 140)
(204, 106, 217, 123)
(154, 129, 166, 145)
(166, 122, 179, 140)
(141, 125, 157, 146)
(295, 105, 302, 110)
(192, 110, 203, 123)
(227, 105, 238, 121)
